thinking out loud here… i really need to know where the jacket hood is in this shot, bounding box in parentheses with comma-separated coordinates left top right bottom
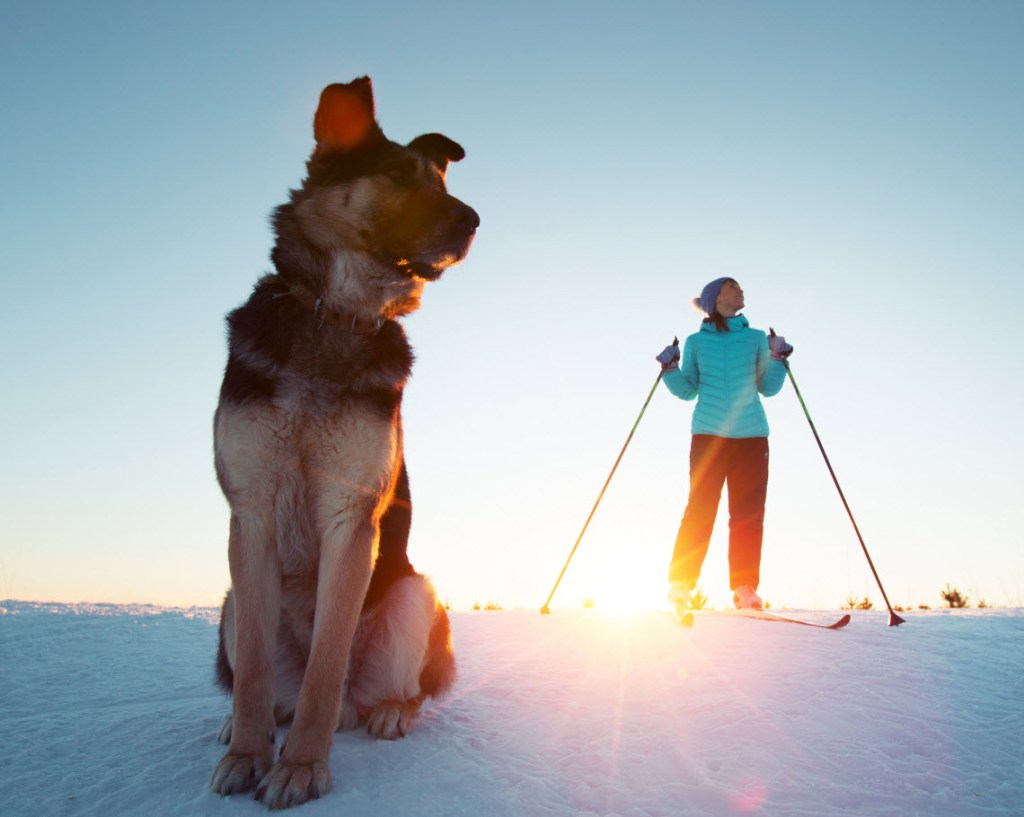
(700, 314, 749, 333)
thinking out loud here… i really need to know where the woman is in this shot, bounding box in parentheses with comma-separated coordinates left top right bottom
(656, 277, 792, 612)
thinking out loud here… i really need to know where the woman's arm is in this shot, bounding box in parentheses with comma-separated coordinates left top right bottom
(757, 332, 787, 396)
(663, 335, 700, 400)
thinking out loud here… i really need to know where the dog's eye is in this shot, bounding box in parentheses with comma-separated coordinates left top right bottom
(380, 158, 417, 186)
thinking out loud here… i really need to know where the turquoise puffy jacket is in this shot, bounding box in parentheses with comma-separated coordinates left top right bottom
(662, 314, 786, 438)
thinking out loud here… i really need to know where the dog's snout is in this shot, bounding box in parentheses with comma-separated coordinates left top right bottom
(458, 204, 480, 234)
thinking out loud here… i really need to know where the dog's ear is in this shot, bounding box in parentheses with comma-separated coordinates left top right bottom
(407, 133, 465, 177)
(313, 77, 384, 155)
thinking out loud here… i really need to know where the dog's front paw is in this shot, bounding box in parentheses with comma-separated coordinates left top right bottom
(211, 749, 274, 796)
(366, 699, 422, 740)
(255, 758, 331, 810)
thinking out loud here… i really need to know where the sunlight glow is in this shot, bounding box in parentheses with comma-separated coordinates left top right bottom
(574, 557, 668, 615)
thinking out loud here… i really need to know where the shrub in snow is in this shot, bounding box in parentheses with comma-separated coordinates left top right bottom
(941, 584, 969, 608)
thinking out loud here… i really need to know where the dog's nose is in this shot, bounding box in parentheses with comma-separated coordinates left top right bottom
(459, 205, 480, 234)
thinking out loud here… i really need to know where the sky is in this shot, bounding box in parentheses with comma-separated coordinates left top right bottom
(1, 0, 1022, 612)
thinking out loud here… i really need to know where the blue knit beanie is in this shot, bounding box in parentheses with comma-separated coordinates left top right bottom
(695, 277, 732, 316)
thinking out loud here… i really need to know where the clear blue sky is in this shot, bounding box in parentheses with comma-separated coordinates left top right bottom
(2, 0, 1021, 611)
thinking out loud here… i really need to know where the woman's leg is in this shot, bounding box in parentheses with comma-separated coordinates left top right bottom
(669, 435, 728, 586)
(726, 437, 769, 591)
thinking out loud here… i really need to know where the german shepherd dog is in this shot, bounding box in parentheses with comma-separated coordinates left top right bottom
(210, 77, 477, 809)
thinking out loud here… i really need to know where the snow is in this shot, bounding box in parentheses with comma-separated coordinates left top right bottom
(1, 602, 1021, 817)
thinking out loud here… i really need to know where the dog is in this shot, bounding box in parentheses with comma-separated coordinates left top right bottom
(209, 77, 478, 810)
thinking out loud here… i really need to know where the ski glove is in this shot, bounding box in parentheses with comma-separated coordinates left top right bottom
(656, 342, 680, 372)
(768, 330, 793, 361)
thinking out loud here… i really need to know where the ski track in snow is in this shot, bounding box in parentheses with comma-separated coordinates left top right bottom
(1, 602, 1021, 817)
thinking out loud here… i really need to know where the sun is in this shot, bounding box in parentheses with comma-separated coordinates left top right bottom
(573, 556, 669, 615)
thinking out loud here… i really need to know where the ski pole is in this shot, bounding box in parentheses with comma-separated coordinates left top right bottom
(771, 330, 905, 627)
(540, 339, 676, 615)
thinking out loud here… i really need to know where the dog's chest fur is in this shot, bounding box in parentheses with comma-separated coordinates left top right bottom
(214, 275, 414, 578)
(222, 274, 413, 409)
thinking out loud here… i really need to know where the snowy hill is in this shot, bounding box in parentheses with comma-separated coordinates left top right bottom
(1, 602, 1021, 817)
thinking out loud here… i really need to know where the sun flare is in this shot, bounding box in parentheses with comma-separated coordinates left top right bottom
(573, 559, 668, 616)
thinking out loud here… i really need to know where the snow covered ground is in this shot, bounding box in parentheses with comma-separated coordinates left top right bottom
(1, 602, 1021, 817)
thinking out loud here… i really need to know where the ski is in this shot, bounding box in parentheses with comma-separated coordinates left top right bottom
(718, 609, 851, 629)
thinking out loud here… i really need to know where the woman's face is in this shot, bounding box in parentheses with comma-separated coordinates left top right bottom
(716, 280, 745, 315)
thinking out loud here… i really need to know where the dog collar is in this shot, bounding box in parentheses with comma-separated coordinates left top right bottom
(287, 285, 383, 335)
(312, 295, 384, 335)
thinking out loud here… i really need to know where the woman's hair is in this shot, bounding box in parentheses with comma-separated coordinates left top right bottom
(706, 311, 731, 331)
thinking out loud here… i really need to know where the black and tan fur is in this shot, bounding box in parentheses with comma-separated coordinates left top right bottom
(210, 78, 477, 810)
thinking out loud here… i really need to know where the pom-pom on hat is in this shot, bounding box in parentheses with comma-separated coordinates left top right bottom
(694, 277, 732, 316)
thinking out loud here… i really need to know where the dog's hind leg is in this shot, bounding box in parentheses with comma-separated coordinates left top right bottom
(210, 514, 282, 796)
(215, 590, 236, 744)
(346, 573, 455, 739)
(362, 459, 416, 608)
(342, 460, 456, 739)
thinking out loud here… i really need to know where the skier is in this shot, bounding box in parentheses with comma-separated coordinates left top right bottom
(656, 277, 792, 614)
